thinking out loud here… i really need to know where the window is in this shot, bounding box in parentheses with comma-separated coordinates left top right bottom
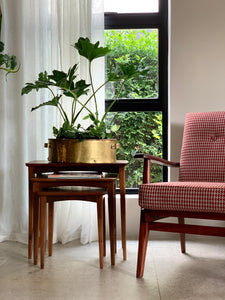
(104, 0, 159, 13)
(104, 0, 168, 193)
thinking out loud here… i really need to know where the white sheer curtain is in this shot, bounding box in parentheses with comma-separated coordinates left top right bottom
(0, 0, 104, 245)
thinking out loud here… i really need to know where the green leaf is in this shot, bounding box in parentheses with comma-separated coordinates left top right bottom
(111, 124, 120, 132)
(38, 71, 49, 82)
(83, 115, 90, 120)
(31, 96, 61, 111)
(118, 63, 149, 80)
(68, 64, 78, 84)
(21, 79, 52, 95)
(88, 113, 97, 122)
(53, 126, 59, 135)
(74, 37, 111, 62)
(48, 70, 67, 83)
(21, 83, 38, 95)
(0, 53, 18, 71)
(65, 79, 90, 98)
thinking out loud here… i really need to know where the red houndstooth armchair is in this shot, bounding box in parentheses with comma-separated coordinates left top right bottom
(136, 111, 225, 278)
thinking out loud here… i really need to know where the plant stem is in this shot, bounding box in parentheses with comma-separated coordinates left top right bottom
(71, 79, 110, 124)
(58, 102, 69, 123)
(100, 80, 125, 126)
(89, 61, 98, 120)
(67, 80, 109, 123)
(47, 86, 56, 98)
(71, 98, 77, 126)
(68, 90, 93, 120)
(0, 64, 20, 75)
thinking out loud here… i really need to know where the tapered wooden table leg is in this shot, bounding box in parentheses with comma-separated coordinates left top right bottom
(40, 196, 47, 269)
(48, 202, 54, 256)
(119, 166, 126, 260)
(33, 194, 39, 265)
(97, 197, 104, 268)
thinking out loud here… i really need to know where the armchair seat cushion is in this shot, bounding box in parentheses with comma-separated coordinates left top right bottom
(139, 182, 225, 213)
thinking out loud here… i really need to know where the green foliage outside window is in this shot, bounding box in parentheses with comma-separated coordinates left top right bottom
(105, 29, 158, 99)
(104, 30, 163, 188)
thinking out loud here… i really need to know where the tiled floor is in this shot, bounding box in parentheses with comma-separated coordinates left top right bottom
(0, 237, 225, 300)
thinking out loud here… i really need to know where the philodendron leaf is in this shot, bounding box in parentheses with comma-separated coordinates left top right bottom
(38, 71, 49, 82)
(107, 63, 149, 82)
(21, 71, 53, 95)
(68, 64, 78, 84)
(21, 80, 52, 95)
(64, 79, 90, 98)
(118, 63, 149, 80)
(48, 70, 67, 83)
(21, 83, 39, 95)
(74, 37, 110, 62)
(31, 96, 61, 111)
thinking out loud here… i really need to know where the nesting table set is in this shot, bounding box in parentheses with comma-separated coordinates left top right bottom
(26, 160, 128, 268)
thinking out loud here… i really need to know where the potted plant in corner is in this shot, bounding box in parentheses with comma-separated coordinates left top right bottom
(21, 37, 148, 163)
(0, 41, 19, 75)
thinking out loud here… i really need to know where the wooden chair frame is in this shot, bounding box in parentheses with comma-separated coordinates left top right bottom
(136, 154, 225, 278)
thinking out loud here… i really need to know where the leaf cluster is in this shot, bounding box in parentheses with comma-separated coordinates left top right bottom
(106, 112, 163, 188)
(0, 41, 20, 75)
(22, 37, 149, 140)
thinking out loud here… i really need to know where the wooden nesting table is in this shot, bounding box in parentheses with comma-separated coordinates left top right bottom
(26, 160, 128, 266)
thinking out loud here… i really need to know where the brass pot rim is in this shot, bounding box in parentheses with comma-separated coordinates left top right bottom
(47, 138, 117, 141)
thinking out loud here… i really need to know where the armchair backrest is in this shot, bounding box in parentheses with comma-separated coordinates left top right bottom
(179, 111, 225, 182)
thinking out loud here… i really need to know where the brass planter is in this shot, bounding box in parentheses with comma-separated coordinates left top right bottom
(44, 138, 119, 163)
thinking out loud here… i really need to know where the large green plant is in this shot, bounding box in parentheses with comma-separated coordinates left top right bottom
(21, 37, 148, 140)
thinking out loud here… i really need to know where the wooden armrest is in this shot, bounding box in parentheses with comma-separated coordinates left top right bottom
(134, 153, 180, 168)
(135, 153, 180, 184)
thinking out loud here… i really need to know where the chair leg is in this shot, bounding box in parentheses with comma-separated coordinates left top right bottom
(97, 196, 104, 269)
(40, 196, 47, 269)
(136, 212, 149, 278)
(48, 202, 54, 256)
(178, 217, 186, 253)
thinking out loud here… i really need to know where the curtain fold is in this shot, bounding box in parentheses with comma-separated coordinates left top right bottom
(0, 0, 104, 245)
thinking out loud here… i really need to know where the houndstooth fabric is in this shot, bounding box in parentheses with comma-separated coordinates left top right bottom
(139, 112, 225, 212)
(139, 182, 225, 213)
(179, 111, 225, 182)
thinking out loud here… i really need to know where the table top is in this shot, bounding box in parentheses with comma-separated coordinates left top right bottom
(26, 160, 128, 167)
(26, 160, 129, 176)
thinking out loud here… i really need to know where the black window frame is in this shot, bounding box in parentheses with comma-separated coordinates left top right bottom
(104, 0, 168, 193)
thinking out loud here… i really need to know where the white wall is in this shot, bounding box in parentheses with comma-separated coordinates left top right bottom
(125, 0, 225, 239)
(170, 0, 225, 179)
